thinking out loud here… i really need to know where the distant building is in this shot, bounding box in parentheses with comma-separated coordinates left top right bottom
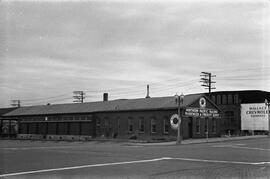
(206, 90, 270, 135)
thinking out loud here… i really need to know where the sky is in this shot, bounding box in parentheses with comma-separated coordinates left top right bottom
(0, 0, 269, 107)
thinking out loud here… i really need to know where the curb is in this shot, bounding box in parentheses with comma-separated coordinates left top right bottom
(125, 135, 268, 146)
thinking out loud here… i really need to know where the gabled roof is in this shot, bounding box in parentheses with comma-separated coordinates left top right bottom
(4, 94, 204, 117)
(0, 107, 18, 116)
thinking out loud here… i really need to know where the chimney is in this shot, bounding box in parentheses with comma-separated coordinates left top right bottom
(146, 85, 150, 98)
(103, 93, 108, 101)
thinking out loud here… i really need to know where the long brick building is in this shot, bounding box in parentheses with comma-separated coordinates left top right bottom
(2, 90, 270, 141)
(3, 94, 221, 141)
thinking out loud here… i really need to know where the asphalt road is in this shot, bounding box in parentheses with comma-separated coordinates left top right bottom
(0, 138, 269, 179)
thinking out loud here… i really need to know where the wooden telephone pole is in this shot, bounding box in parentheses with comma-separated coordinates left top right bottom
(73, 91, 85, 103)
(200, 72, 216, 97)
(11, 100, 21, 107)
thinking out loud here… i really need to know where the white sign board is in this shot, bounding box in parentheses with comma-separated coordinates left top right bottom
(241, 103, 269, 130)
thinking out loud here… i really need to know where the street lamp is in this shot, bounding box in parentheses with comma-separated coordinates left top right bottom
(265, 99, 270, 137)
(175, 93, 184, 144)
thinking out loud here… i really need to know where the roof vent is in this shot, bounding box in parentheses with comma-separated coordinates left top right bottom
(103, 93, 108, 101)
(146, 85, 150, 98)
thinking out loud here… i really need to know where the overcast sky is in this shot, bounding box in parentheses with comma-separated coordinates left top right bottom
(0, 0, 269, 107)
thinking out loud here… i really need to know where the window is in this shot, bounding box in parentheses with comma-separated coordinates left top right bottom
(211, 95, 216, 104)
(139, 118, 145, 133)
(81, 116, 86, 120)
(163, 117, 169, 134)
(86, 116, 92, 121)
(97, 118, 101, 126)
(212, 118, 217, 133)
(222, 95, 227, 105)
(63, 116, 69, 121)
(95, 118, 101, 136)
(205, 118, 208, 133)
(104, 118, 110, 137)
(117, 118, 120, 133)
(234, 94, 239, 104)
(151, 118, 157, 133)
(128, 118, 133, 132)
(217, 95, 221, 105)
(53, 116, 59, 121)
(68, 116, 73, 121)
(196, 118, 200, 134)
(105, 118, 109, 127)
(228, 94, 233, 104)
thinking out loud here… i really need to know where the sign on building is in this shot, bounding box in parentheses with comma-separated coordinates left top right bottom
(241, 103, 269, 130)
(184, 108, 221, 118)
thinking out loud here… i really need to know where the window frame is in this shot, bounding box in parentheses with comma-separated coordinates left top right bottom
(212, 118, 217, 134)
(163, 117, 169, 134)
(217, 95, 221, 105)
(151, 118, 157, 133)
(139, 117, 145, 133)
(195, 118, 200, 134)
(204, 118, 208, 133)
(128, 118, 133, 133)
(222, 94, 227, 105)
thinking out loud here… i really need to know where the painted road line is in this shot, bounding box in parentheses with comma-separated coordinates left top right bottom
(212, 145, 270, 151)
(170, 157, 270, 165)
(0, 158, 165, 178)
(229, 146, 270, 151)
(211, 144, 246, 147)
(1, 157, 270, 178)
(1, 145, 87, 150)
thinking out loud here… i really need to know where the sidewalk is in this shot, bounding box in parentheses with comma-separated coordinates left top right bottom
(126, 135, 268, 146)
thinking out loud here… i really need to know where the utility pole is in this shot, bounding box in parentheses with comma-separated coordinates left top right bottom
(73, 91, 85, 103)
(200, 72, 215, 141)
(200, 72, 216, 97)
(265, 99, 270, 137)
(11, 100, 21, 107)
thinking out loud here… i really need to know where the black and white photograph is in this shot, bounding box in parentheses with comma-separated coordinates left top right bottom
(0, 0, 269, 178)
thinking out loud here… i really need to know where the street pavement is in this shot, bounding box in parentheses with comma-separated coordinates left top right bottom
(0, 136, 269, 178)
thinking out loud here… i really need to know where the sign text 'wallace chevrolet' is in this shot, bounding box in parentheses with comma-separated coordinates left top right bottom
(184, 108, 220, 118)
(241, 103, 269, 130)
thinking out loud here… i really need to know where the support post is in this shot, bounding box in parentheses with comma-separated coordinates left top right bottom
(175, 93, 184, 144)
(177, 103, 181, 144)
(265, 99, 270, 137)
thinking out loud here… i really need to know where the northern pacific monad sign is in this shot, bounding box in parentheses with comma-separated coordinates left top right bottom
(184, 108, 220, 118)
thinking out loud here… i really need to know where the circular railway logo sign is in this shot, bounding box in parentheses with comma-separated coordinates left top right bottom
(170, 114, 181, 130)
(199, 97, 206, 108)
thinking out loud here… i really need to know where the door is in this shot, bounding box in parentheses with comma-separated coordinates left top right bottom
(188, 117, 193, 138)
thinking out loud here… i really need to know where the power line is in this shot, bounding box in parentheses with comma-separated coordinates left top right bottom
(4, 78, 201, 106)
(21, 93, 70, 102)
(83, 77, 198, 93)
(4, 66, 269, 106)
(211, 66, 270, 74)
(22, 96, 72, 106)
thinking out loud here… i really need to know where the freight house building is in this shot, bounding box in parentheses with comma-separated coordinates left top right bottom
(3, 94, 221, 141)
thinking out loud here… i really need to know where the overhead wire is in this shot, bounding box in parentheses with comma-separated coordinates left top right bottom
(3, 66, 269, 107)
